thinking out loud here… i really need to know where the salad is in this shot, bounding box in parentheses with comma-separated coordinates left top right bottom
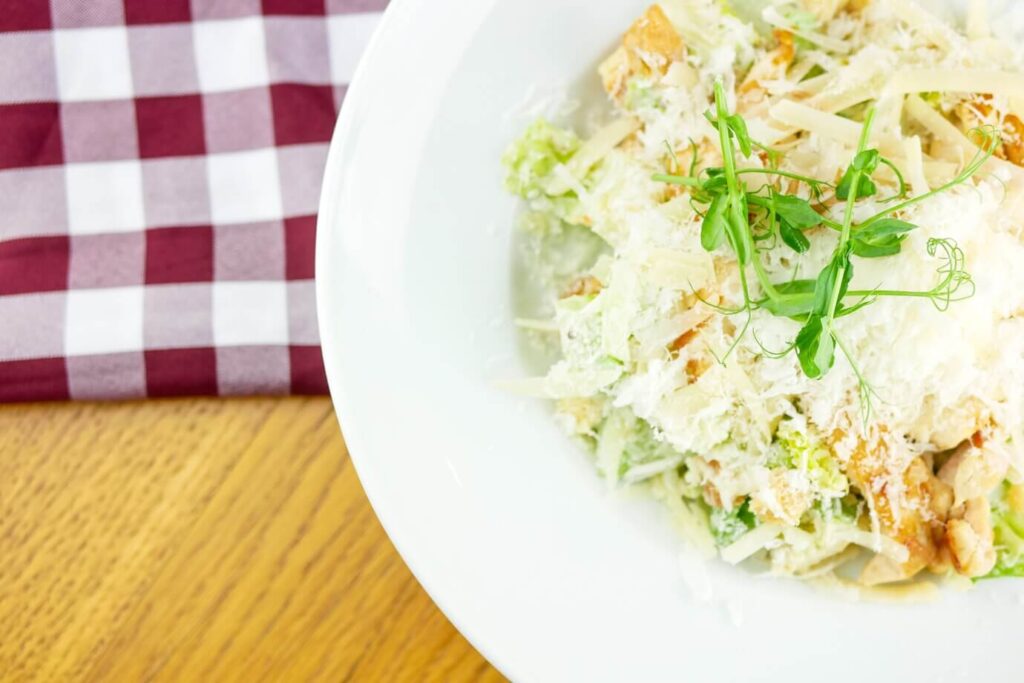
(504, 0, 1024, 589)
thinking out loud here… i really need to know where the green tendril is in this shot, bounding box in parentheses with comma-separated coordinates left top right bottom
(647, 80, 989, 415)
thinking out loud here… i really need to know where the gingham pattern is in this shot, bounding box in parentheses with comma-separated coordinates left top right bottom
(0, 0, 386, 402)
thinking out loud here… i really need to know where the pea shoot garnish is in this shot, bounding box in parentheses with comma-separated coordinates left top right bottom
(654, 79, 999, 413)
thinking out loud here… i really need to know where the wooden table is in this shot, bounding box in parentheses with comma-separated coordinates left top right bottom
(0, 398, 504, 682)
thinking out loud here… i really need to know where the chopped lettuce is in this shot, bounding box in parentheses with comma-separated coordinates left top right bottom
(989, 512, 1024, 578)
(776, 3, 819, 52)
(983, 488, 1024, 579)
(543, 289, 626, 399)
(779, 4, 818, 31)
(622, 416, 681, 474)
(624, 78, 662, 112)
(818, 494, 860, 524)
(774, 420, 848, 498)
(502, 118, 580, 199)
(718, 0, 766, 25)
(920, 91, 944, 110)
(504, 118, 594, 230)
(709, 497, 757, 546)
(595, 408, 685, 484)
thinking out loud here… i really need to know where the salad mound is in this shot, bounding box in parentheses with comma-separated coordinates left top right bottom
(504, 0, 1024, 588)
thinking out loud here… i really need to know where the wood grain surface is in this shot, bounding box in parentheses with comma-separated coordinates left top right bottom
(0, 397, 504, 682)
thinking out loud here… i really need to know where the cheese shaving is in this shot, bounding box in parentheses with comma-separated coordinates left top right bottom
(891, 68, 1024, 101)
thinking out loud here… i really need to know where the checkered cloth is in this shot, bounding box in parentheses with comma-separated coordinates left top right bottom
(0, 0, 385, 402)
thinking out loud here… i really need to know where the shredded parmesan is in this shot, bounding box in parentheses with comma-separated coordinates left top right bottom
(902, 134, 930, 196)
(547, 117, 642, 196)
(768, 99, 917, 167)
(769, 99, 862, 143)
(569, 116, 642, 178)
(891, 68, 1024, 101)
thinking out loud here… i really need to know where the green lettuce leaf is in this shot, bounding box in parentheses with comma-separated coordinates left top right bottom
(982, 489, 1024, 579)
(709, 498, 757, 546)
(775, 421, 848, 497)
(502, 118, 580, 199)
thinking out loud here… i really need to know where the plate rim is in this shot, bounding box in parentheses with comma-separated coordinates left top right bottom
(314, 0, 514, 678)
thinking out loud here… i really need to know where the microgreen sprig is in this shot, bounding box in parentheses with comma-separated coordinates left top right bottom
(652, 77, 998, 409)
(795, 106, 877, 380)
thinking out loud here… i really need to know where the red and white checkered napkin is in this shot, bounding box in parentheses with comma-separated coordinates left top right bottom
(0, 0, 386, 402)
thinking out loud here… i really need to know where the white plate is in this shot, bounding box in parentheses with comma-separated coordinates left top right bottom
(316, 1, 1024, 680)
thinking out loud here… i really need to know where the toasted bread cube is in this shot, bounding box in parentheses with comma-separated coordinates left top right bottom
(623, 4, 684, 67)
(599, 5, 683, 103)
